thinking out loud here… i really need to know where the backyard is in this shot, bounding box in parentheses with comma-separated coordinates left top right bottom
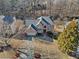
(0, 38, 74, 59)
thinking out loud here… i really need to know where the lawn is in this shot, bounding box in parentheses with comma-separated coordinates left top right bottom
(32, 39, 69, 59)
(0, 38, 74, 59)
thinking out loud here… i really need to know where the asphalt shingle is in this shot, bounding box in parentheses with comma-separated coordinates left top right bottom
(3, 16, 14, 24)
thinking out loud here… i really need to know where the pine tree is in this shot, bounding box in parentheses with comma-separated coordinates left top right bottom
(58, 19, 79, 54)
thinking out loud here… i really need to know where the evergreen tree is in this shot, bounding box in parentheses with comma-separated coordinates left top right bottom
(58, 19, 79, 54)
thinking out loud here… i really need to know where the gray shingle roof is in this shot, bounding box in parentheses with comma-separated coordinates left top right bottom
(25, 20, 38, 27)
(37, 16, 53, 25)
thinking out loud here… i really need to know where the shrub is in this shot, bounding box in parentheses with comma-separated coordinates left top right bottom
(58, 20, 79, 54)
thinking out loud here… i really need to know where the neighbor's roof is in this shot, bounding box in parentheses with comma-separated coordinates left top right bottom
(3, 16, 14, 24)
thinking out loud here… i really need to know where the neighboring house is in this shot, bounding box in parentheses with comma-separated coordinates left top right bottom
(37, 16, 54, 32)
(3, 16, 14, 25)
(1, 15, 17, 37)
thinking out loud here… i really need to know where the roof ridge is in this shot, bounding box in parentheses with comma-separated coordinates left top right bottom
(42, 17, 50, 25)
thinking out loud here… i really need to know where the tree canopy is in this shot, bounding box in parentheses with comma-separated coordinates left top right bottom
(58, 19, 79, 54)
